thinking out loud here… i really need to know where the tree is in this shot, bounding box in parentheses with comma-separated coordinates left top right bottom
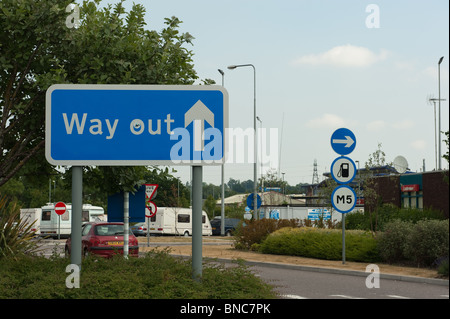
(363, 143, 390, 233)
(0, 0, 70, 187)
(259, 168, 286, 191)
(0, 0, 199, 188)
(203, 195, 217, 219)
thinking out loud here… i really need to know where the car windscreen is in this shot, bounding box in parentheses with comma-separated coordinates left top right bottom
(94, 224, 132, 236)
(210, 219, 221, 227)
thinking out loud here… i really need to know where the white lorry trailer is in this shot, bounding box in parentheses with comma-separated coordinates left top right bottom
(39, 203, 105, 238)
(148, 207, 212, 236)
(19, 208, 42, 235)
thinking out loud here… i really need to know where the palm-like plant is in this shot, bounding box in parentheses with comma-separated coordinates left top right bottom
(0, 195, 42, 259)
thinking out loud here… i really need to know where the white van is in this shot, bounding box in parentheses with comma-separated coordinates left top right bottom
(40, 203, 105, 238)
(148, 207, 212, 236)
(19, 208, 42, 235)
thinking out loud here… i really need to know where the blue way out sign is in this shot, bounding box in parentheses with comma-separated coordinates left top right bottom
(45, 84, 228, 166)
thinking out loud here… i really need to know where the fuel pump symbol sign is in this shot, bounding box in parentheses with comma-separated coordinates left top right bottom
(331, 156, 356, 184)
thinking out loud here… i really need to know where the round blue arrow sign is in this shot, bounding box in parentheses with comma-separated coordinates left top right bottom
(330, 128, 356, 155)
(246, 193, 262, 210)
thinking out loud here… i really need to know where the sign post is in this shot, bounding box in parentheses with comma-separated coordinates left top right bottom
(71, 167, 82, 270)
(54, 202, 66, 240)
(330, 128, 357, 264)
(145, 184, 158, 247)
(192, 166, 203, 281)
(46, 84, 228, 280)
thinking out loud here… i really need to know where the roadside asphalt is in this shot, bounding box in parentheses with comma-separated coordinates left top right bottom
(138, 239, 449, 287)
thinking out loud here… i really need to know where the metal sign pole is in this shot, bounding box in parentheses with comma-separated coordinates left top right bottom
(71, 166, 83, 270)
(342, 214, 346, 264)
(124, 191, 129, 259)
(192, 165, 203, 281)
(147, 216, 150, 247)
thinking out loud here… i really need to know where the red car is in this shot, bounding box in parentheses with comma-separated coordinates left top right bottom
(65, 222, 139, 258)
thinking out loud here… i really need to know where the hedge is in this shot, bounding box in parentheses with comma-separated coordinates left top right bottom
(259, 227, 380, 263)
(377, 219, 449, 267)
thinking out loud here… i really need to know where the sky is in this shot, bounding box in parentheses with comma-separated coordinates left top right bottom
(105, 0, 449, 187)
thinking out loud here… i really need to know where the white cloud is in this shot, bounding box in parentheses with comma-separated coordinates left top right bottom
(367, 120, 387, 132)
(392, 119, 414, 130)
(410, 139, 427, 150)
(306, 113, 345, 128)
(292, 44, 388, 68)
(424, 66, 449, 82)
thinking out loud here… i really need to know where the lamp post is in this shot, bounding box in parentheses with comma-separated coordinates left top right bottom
(257, 116, 263, 207)
(429, 98, 446, 170)
(438, 57, 444, 170)
(228, 64, 258, 219)
(218, 69, 225, 236)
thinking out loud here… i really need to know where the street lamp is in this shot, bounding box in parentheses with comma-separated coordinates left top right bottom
(429, 97, 446, 170)
(256, 116, 263, 207)
(218, 69, 225, 236)
(228, 64, 258, 219)
(438, 57, 444, 170)
(256, 116, 263, 180)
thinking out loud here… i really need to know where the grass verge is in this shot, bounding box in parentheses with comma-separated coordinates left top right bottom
(0, 248, 277, 299)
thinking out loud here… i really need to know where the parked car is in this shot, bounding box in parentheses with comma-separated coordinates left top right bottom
(65, 222, 139, 258)
(210, 218, 241, 236)
(130, 222, 147, 236)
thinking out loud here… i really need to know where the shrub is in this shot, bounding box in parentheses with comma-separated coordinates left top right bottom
(437, 257, 449, 277)
(403, 219, 449, 267)
(376, 219, 413, 263)
(233, 219, 301, 250)
(259, 227, 379, 263)
(0, 249, 278, 299)
(377, 219, 449, 267)
(345, 204, 446, 232)
(0, 195, 42, 259)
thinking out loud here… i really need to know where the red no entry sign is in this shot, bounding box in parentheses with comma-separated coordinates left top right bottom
(55, 202, 67, 215)
(145, 202, 157, 218)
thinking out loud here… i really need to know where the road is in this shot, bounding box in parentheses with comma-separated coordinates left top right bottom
(37, 239, 448, 300)
(251, 264, 449, 299)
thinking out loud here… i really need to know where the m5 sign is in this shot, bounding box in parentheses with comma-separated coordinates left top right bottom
(331, 185, 356, 214)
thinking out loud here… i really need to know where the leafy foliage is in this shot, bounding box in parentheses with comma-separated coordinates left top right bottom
(345, 204, 446, 232)
(377, 219, 449, 267)
(0, 249, 277, 299)
(259, 227, 379, 263)
(0, 195, 42, 259)
(234, 218, 303, 251)
(0, 0, 199, 188)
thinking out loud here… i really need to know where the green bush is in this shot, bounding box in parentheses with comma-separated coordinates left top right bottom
(376, 219, 413, 263)
(259, 227, 379, 263)
(377, 219, 449, 267)
(0, 249, 278, 299)
(345, 204, 446, 232)
(0, 195, 42, 259)
(403, 219, 449, 267)
(233, 219, 301, 250)
(437, 257, 449, 277)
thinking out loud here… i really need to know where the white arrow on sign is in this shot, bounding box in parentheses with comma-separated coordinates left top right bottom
(185, 100, 214, 151)
(332, 135, 355, 148)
